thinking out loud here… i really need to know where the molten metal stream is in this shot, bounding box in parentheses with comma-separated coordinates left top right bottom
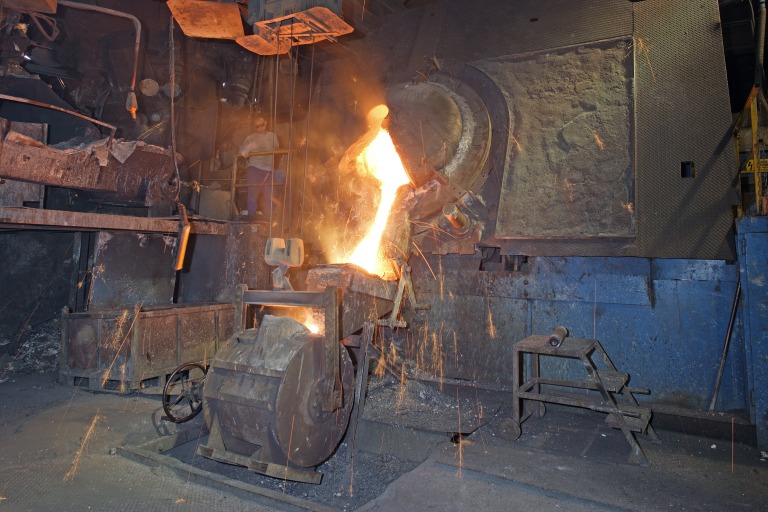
(347, 129, 410, 276)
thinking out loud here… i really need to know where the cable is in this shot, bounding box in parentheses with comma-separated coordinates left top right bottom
(269, 22, 283, 240)
(284, 25, 298, 238)
(300, 37, 315, 241)
(169, 15, 180, 202)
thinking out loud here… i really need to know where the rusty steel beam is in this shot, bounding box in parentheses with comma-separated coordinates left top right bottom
(0, 140, 118, 192)
(0, 207, 229, 235)
(240, 289, 326, 307)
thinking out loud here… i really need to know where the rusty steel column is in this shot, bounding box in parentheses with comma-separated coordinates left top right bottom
(321, 286, 342, 411)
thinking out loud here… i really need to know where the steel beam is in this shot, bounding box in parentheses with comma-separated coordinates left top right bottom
(0, 140, 118, 192)
(0, 207, 229, 235)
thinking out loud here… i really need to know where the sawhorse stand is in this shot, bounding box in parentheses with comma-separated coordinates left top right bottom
(511, 335, 661, 465)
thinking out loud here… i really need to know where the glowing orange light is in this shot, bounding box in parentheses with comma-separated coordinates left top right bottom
(346, 128, 410, 276)
(296, 309, 322, 335)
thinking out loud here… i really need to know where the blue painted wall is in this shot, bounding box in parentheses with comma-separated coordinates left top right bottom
(410, 252, 748, 423)
(737, 217, 768, 448)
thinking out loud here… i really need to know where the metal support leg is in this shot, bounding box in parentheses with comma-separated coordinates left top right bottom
(347, 322, 374, 460)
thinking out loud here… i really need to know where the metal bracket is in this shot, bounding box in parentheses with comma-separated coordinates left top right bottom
(376, 263, 430, 329)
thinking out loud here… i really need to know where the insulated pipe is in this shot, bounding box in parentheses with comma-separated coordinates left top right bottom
(755, 0, 766, 88)
(57, 0, 141, 119)
(442, 202, 469, 232)
(548, 326, 569, 348)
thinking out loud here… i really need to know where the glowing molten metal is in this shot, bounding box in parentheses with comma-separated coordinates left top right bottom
(347, 129, 410, 276)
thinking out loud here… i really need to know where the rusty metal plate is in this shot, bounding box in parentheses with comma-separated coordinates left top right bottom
(306, 264, 396, 301)
(296, 7, 353, 35)
(66, 318, 99, 370)
(238, 6, 353, 55)
(0, 140, 118, 192)
(306, 264, 396, 336)
(236, 33, 288, 56)
(275, 338, 353, 467)
(5, 0, 56, 13)
(88, 232, 177, 311)
(167, 0, 244, 40)
(180, 310, 218, 362)
(97, 316, 132, 374)
(138, 313, 178, 370)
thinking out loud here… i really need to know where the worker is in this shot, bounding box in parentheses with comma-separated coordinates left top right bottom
(239, 115, 279, 219)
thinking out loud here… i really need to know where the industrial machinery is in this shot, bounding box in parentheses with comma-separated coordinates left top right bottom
(161, 263, 415, 483)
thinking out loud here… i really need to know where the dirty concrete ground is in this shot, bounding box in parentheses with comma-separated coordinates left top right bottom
(1, 370, 767, 512)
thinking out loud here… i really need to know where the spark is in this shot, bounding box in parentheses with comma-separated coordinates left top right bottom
(593, 281, 597, 339)
(456, 387, 463, 478)
(590, 129, 605, 150)
(283, 415, 295, 493)
(411, 241, 436, 280)
(453, 332, 458, 369)
(63, 412, 100, 483)
(439, 256, 444, 301)
(431, 331, 443, 391)
(623, 202, 634, 214)
(636, 37, 656, 83)
(374, 341, 387, 378)
(485, 286, 496, 339)
(563, 178, 575, 202)
(348, 456, 356, 497)
(474, 386, 488, 453)
(396, 362, 408, 413)
(389, 340, 399, 367)
(175, 498, 185, 504)
(101, 306, 141, 389)
(509, 133, 523, 152)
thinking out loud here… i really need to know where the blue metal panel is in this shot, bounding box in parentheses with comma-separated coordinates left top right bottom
(411, 254, 747, 415)
(737, 216, 768, 449)
(529, 268, 742, 411)
(523, 257, 652, 306)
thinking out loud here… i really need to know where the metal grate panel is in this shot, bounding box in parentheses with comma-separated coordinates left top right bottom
(634, 0, 738, 259)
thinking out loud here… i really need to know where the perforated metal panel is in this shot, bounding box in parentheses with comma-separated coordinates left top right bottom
(404, 0, 632, 67)
(633, 0, 738, 259)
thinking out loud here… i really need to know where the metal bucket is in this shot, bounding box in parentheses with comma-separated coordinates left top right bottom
(201, 315, 353, 471)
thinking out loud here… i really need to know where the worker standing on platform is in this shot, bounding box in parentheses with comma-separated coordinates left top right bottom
(239, 115, 279, 219)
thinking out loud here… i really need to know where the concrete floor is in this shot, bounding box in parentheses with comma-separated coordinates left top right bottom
(1, 372, 766, 512)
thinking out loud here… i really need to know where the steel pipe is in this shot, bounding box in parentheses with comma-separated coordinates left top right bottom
(57, 1, 141, 118)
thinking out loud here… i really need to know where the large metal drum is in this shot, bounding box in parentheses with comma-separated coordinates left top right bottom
(202, 315, 354, 469)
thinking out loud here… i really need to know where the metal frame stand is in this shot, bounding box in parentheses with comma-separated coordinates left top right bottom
(512, 335, 661, 465)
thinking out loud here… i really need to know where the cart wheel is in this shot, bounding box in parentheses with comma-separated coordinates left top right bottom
(525, 400, 546, 419)
(162, 362, 207, 423)
(498, 418, 522, 441)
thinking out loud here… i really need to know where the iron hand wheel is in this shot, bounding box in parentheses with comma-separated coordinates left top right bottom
(162, 362, 207, 423)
